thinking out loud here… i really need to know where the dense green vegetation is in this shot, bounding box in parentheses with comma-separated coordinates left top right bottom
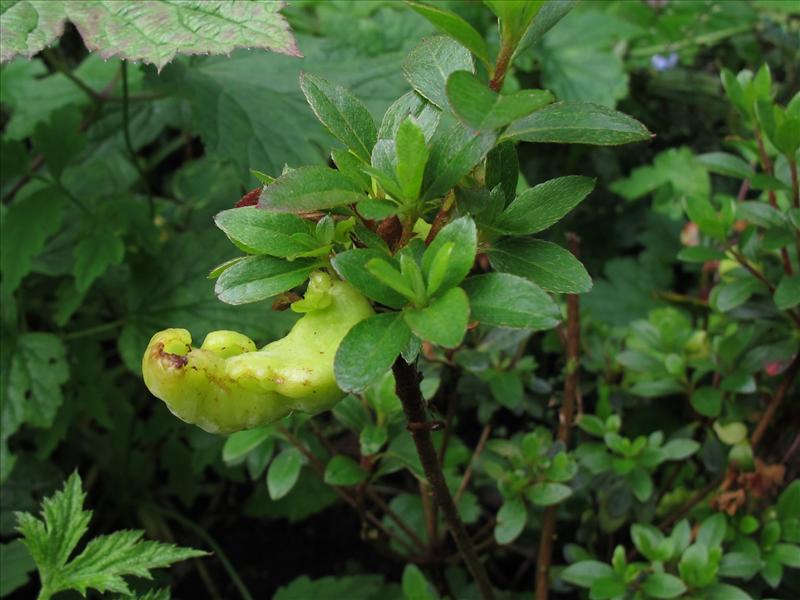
(1, 1, 798, 599)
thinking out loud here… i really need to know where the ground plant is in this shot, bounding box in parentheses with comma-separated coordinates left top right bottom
(0, 1, 798, 599)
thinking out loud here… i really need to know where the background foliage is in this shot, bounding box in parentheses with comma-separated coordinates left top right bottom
(1, 1, 799, 599)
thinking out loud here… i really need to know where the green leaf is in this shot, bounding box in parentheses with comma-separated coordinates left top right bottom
(516, 0, 575, 59)
(366, 258, 419, 304)
(774, 543, 800, 568)
(403, 36, 474, 109)
(222, 427, 273, 464)
(691, 387, 723, 418)
(32, 105, 86, 180)
(561, 560, 614, 588)
(395, 117, 429, 201)
(494, 497, 527, 544)
(1, 333, 69, 481)
(697, 513, 727, 549)
(360, 425, 388, 456)
(72, 231, 125, 293)
(407, 2, 489, 67)
(0, 540, 35, 597)
(704, 584, 753, 600)
(421, 217, 477, 293)
(214, 255, 316, 305)
(275, 575, 390, 600)
(696, 152, 755, 179)
(324, 455, 367, 487)
(379, 91, 441, 142)
(332, 249, 407, 308)
(642, 573, 686, 599)
(446, 70, 553, 131)
(267, 447, 304, 500)
(775, 275, 800, 310)
(590, 576, 626, 600)
(300, 73, 377, 163)
(423, 120, 497, 200)
(485, 141, 519, 201)
(402, 563, 439, 600)
(463, 273, 560, 330)
(335, 313, 412, 393)
(0, 186, 65, 294)
(713, 279, 762, 312)
(661, 438, 700, 461)
(627, 468, 653, 502)
(259, 166, 365, 212)
(214, 208, 314, 258)
(719, 552, 764, 579)
(503, 101, 651, 146)
(403, 287, 469, 348)
(527, 482, 572, 506)
(489, 238, 592, 294)
(0, 1, 299, 68)
(677, 246, 726, 263)
(496, 175, 595, 234)
(14, 472, 204, 598)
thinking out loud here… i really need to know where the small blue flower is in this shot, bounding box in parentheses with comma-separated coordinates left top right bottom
(651, 52, 679, 72)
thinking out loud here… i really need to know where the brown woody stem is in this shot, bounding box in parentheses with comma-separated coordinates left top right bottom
(751, 353, 800, 450)
(535, 233, 582, 600)
(393, 359, 495, 600)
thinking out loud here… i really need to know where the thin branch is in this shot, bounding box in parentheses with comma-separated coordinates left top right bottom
(535, 233, 581, 600)
(121, 61, 154, 218)
(489, 42, 513, 92)
(751, 353, 800, 450)
(755, 129, 792, 275)
(393, 359, 496, 600)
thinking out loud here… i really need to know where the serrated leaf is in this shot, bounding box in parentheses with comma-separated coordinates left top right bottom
(1, 1, 299, 68)
(73, 231, 125, 293)
(32, 105, 86, 180)
(489, 238, 592, 294)
(463, 273, 560, 330)
(300, 73, 377, 162)
(403, 36, 473, 109)
(496, 175, 595, 234)
(407, 2, 489, 67)
(335, 313, 411, 393)
(0, 186, 65, 294)
(446, 70, 553, 131)
(214, 255, 317, 305)
(403, 287, 469, 348)
(259, 166, 366, 212)
(503, 101, 651, 146)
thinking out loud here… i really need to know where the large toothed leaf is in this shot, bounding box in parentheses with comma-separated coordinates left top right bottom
(1, 0, 300, 68)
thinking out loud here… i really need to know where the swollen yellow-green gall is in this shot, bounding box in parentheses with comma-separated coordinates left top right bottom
(142, 272, 374, 434)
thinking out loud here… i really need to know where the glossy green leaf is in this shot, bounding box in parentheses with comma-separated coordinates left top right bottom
(422, 217, 477, 293)
(222, 427, 273, 464)
(446, 70, 553, 131)
(335, 313, 412, 393)
(395, 117, 429, 201)
(403, 287, 469, 348)
(494, 497, 527, 544)
(496, 175, 595, 234)
(423, 120, 497, 200)
(214, 208, 313, 257)
(407, 2, 490, 67)
(503, 101, 651, 145)
(489, 238, 591, 294)
(214, 255, 316, 305)
(300, 72, 377, 162)
(642, 573, 686, 599)
(561, 560, 614, 588)
(485, 141, 519, 201)
(775, 274, 800, 310)
(332, 249, 408, 308)
(403, 36, 473, 109)
(267, 447, 304, 500)
(463, 273, 560, 330)
(324, 455, 367, 486)
(259, 166, 365, 212)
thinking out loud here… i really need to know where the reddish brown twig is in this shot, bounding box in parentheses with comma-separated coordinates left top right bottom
(751, 353, 800, 450)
